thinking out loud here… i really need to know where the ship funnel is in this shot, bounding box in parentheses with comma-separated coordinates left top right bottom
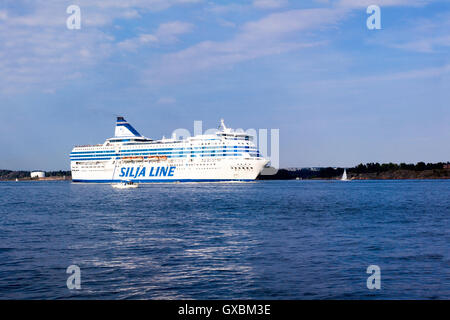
(114, 116, 142, 137)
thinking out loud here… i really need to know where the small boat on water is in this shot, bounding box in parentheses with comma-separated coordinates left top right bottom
(112, 180, 139, 189)
(341, 169, 349, 181)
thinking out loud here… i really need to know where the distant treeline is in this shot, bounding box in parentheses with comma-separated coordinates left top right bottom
(352, 162, 446, 173)
(258, 162, 450, 180)
(1, 162, 449, 181)
(0, 170, 71, 180)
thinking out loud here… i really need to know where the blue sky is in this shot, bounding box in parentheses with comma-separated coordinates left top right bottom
(0, 0, 449, 170)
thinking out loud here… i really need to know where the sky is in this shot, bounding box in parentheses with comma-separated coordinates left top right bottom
(0, 0, 449, 170)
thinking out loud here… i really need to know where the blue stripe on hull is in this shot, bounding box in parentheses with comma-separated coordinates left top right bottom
(72, 179, 254, 183)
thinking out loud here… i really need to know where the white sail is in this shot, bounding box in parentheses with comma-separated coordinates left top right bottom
(341, 169, 348, 181)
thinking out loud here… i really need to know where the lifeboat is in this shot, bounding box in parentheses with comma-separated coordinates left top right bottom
(146, 155, 167, 161)
(121, 156, 144, 162)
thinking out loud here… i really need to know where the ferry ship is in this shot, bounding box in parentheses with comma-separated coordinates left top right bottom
(70, 117, 269, 183)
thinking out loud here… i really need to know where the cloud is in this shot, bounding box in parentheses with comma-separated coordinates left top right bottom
(118, 34, 159, 51)
(77, 0, 203, 12)
(0, 1, 167, 28)
(308, 64, 450, 88)
(240, 8, 343, 38)
(156, 97, 177, 104)
(207, 0, 288, 13)
(217, 18, 237, 28)
(145, 8, 344, 82)
(206, 3, 248, 14)
(0, 0, 200, 93)
(253, 0, 289, 9)
(373, 64, 450, 81)
(118, 21, 194, 51)
(0, 0, 442, 94)
(336, 0, 431, 8)
(0, 26, 113, 94)
(143, 0, 443, 84)
(366, 11, 450, 53)
(391, 36, 450, 53)
(156, 21, 194, 41)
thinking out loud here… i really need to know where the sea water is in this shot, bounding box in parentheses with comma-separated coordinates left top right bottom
(0, 180, 448, 299)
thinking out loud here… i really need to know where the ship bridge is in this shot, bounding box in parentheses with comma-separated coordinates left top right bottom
(216, 119, 253, 141)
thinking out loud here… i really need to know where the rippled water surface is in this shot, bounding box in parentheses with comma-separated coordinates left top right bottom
(0, 180, 448, 299)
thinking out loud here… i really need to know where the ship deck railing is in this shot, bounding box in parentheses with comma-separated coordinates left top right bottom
(74, 144, 104, 148)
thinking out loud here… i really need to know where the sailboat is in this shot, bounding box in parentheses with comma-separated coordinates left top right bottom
(112, 180, 139, 189)
(341, 169, 349, 181)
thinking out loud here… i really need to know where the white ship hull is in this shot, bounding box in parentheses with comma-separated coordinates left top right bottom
(71, 158, 268, 183)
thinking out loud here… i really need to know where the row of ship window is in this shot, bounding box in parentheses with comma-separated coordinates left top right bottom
(71, 153, 261, 161)
(77, 139, 251, 150)
(71, 146, 255, 155)
(71, 151, 256, 157)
